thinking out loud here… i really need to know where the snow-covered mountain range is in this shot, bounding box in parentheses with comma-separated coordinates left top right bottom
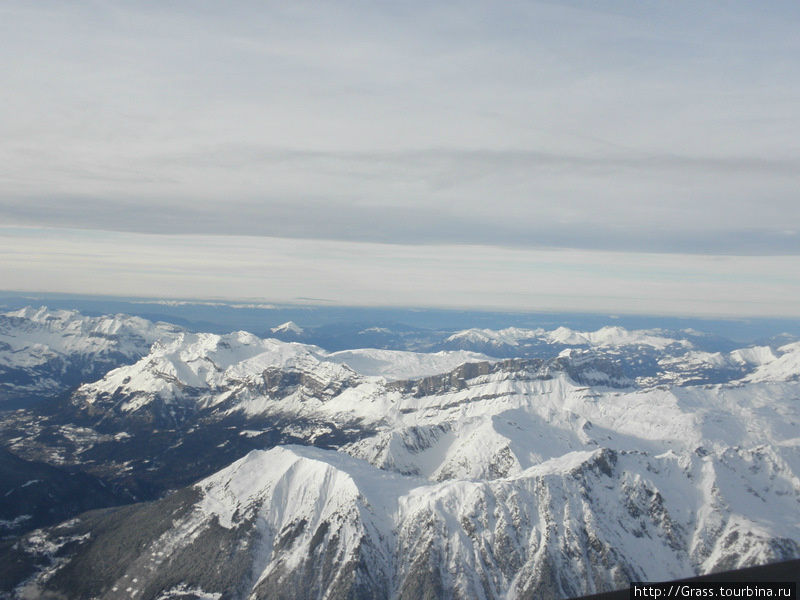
(444, 325, 689, 349)
(1, 308, 798, 599)
(0, 307, 182, 408)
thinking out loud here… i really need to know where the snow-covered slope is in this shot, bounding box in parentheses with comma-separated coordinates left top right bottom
(69, 331, 493, 425)
(270, 321, 304, 335)
(325, 348, 490, 379)
(4, 314, 800, 599)
(335, 356, 800, 484)
(78, 331, 350, 405)
(442, 324, 800, 387)
(649, 341, 800, 387)
(15, 442, 799, 599)
(445, 325, 690, 350)
(742, 342, 800, 383)
(67, 321, 793, 473)
(50, 322, 800, 486)
(0, 307, 182, 405)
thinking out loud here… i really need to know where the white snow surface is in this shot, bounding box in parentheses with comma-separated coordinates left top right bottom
(270, 321, 304, 334)
(77, 331, 495, 412)
(11, 314, 800, 597)
(446, 325, 690, 349)
(743, 342, 800, 382)
(730, 346, 778, 366)
(0, 306, 181, 369)
(178, 436, 799, 598)
(325, 348, 491, 379)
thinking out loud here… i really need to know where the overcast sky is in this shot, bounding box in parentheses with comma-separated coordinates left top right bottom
(1, 2, 799, 315)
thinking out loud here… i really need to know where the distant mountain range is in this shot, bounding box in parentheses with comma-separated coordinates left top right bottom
(1, 307, 798, 599)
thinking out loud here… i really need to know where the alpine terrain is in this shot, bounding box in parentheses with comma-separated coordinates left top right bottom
(0, 308, 798, 599)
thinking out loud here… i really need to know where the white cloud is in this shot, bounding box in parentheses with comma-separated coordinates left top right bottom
(0, 1, 799, 256)
(2, 227, 799, 317)
(1, 2, 799, 312)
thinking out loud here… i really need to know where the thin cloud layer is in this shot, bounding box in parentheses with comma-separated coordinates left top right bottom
(1, 1, 799, 255)
(2, 227, 799, 317)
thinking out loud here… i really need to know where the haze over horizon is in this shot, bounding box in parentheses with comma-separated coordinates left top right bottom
(2, 2, 799, 316)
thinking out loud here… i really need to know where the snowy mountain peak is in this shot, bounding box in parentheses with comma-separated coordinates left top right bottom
(446, 324, 691, 350)
(6, 305, 78, 322)
(75, 332, 355, 412)
(445, 327, 545, 346)
(3, 306, 179, 339)
(21, 439, 797, 599)
(0, 307, 183, 405)
(730, 346, 777, 366)
(271, 321, 304, 335)
(741, 341, 800, 383)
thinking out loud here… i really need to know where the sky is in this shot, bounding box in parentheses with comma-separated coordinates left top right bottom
(1, 1, 799, 316)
